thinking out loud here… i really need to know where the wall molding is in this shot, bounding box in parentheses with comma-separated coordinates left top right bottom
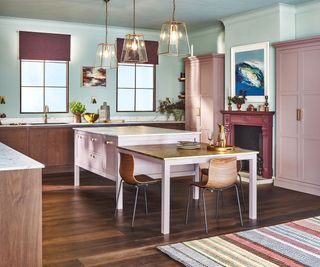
(189, 22, 224, 38)
(222, 3, 294, 27)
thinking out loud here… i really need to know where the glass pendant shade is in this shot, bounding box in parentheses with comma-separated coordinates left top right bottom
(158, 20, 190, 56)
(95, 43, 117, 68)
(120, 34, 148, 63)
(95, 0, 117, 69)
(120, 0, 148, 63)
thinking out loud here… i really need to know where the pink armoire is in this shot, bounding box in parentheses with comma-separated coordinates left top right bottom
(273, 36, 320, 196)
(184, 53, 225, 142)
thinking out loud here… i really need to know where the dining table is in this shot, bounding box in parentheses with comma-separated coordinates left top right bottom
(117, 143, 258, 235)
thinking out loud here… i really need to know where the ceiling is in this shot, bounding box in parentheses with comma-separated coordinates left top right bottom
(0, 0, 312, 31)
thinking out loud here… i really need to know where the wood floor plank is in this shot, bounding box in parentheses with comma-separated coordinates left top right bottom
(42, 173, 320, 266)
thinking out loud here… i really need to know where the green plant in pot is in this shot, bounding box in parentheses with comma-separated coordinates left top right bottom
(70, 101, 86, 123)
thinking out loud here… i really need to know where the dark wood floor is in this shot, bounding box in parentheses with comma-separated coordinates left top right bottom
(42, 172, 320, 267)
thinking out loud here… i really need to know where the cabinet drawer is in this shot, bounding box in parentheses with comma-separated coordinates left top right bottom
(79, 151, 106, 172)
(87, 134, 104, 155)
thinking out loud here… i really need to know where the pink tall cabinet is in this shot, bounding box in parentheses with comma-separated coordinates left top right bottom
(184, 53, 225, 142)
(273, 36, 320, 196)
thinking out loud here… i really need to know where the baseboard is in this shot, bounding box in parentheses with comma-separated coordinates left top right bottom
(274, 177, 320, 196)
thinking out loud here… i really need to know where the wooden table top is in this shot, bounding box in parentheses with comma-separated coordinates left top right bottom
(118, 143, 258, 160)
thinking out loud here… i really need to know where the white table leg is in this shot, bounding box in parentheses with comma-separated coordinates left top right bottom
(161, 161, 170, 235)
(249, 154, 257, 219)
(74, 165, 80, 186)
(193, 164, 200, 199)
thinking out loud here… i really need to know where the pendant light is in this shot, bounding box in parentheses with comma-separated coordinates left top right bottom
(120, 0, 148, 63)
(158, 0, 190, 56)
(95, 0, 117, 68)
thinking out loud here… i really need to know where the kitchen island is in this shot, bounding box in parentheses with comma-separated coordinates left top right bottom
(74, 126, 200, 209)
(0, 143, 44, 267)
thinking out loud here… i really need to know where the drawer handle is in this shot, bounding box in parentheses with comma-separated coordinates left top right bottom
(90, 137, 97, 142)
(105, 141, 114, 145)
(90, 154, 95, 159)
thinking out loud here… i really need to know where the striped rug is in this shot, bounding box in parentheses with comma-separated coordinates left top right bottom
(158, 216, 320, 267)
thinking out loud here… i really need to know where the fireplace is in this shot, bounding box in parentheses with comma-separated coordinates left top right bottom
(222, 111, 275, 178)
(234, 125, 263, 176)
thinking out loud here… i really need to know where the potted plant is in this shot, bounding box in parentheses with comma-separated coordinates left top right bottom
(70, 101, 86, 123)
(158, 97, 185, 121)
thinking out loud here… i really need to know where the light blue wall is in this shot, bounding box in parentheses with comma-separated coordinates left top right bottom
(189, 22, 225, 56)
(296, 1, 320, 38)
(0, 17, 183, 118)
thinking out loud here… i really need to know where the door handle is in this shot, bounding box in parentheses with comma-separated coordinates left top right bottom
(105, 140, 114, 145)
(296, 108, 303, 121)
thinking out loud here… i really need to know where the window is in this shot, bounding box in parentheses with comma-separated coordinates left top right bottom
(117, 64, 155, 112)
(20, 60, 69, 113)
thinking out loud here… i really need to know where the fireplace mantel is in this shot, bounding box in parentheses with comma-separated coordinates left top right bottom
(221, 111, 275, 178)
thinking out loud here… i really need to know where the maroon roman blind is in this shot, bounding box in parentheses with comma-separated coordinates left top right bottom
(19, 31, 71, 61)
(116, 38, 159, 64)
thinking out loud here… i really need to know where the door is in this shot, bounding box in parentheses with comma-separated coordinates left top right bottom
(300, 45, 320, 185)
(276, 48, 300, 181)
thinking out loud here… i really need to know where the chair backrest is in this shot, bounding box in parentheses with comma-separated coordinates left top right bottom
(206, 157, 237, 188)
(119, 152, 139, 185)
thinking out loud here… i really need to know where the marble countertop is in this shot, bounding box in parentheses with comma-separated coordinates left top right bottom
(0, 143, 45, 171)
(74, 126, 199, 137)
(0, 120, 185, 128)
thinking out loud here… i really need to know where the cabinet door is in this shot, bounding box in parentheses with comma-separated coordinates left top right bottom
(0, 128, 28, 155)
(300, 45, 320, 185)
(28, 128, 47, 165)
(276, 49, 300, 181)
(47, 128, 73, 167)
(105, 138, 117, 178)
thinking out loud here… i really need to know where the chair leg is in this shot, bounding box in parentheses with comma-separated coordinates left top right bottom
(143, 185, 148, 214)
(221, 191, 224, 207)
(238, 173, 246, 212)
(202, 189, 208, 233)
(131, 186, 139, 228)
(114, 179, 124, 217)
(198, 173, 204, 207)
(185, 185, 192, 225)
(235, 185, 244, 227)
(216, 191, 220, 219)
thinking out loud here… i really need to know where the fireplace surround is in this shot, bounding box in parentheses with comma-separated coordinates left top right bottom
(222, 111, 275, 178)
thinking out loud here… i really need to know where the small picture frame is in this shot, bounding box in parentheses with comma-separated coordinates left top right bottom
(82, 67, 106, 87)
(231, 42, 269, 102)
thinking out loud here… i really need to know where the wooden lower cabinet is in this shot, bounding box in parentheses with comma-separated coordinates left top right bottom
(0, 128, 28, 154)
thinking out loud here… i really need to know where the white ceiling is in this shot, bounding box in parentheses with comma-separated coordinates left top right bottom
(0, 0, 311, 31)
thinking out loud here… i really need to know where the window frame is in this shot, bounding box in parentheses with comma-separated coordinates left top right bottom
(116, 63, 156, 112)
(20, 59, 69, 114)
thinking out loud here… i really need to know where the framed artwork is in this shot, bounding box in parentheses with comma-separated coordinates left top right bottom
(82, 67, 106, 87)
(231, 42, 269, 102)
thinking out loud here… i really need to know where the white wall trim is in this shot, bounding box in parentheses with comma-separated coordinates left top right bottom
(222, 3, 294, 26)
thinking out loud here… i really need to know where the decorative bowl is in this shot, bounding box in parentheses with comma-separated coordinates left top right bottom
(83, 113, 99, 123)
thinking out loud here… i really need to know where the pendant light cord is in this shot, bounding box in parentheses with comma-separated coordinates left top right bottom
(172, 0, 176, 21)
(133, 0, 136, 34)
(105, 0, 110, 43)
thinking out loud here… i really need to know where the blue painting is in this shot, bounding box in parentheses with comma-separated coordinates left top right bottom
(235, 49, 264, 96)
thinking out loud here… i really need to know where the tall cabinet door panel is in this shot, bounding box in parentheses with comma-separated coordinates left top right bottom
(276, 49, 300, 181)
(301, 46, 320, 185)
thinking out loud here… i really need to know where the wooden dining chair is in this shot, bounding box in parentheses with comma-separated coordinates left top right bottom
(114, 152, 160, 228)
(185, 157, 243, 233)
(200, 160, 246, 211)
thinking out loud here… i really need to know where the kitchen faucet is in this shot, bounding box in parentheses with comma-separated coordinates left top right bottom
(44, 105, 49, 123)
